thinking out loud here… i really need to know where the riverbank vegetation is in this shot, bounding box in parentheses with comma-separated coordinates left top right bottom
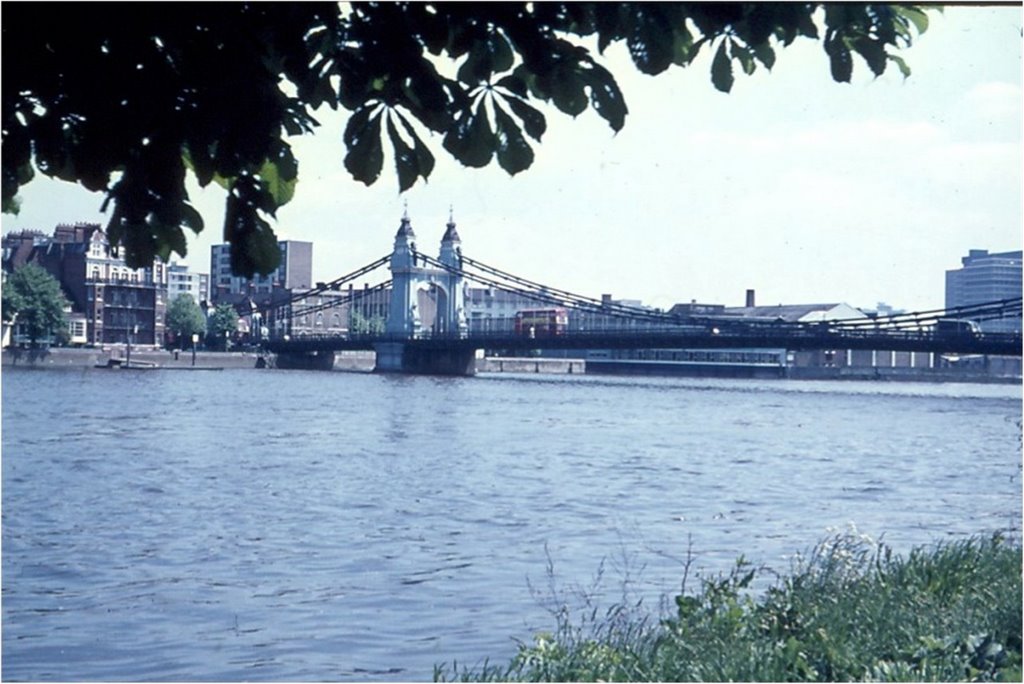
(436, 532, 1021, 682)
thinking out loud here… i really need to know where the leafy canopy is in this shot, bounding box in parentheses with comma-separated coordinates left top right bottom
(2, 263, 70, 345)
(2, 3, 932, 276)
(206, 302, 239, 338)
(165, 293, 207, 340)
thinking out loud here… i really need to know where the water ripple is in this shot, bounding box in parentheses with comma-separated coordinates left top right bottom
(2, 369, 1020, 681)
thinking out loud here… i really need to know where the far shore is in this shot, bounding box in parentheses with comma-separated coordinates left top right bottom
(3, 346, 1020, 385)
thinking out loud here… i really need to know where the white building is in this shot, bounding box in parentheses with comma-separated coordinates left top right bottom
(167, 262, 209, 307)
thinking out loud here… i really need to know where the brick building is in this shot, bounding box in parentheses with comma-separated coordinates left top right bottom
(3, 224, 169, 346)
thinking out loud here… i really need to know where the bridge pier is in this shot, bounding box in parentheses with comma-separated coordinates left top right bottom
(274, 350, 336, 371)
(373, 342, 478, 376)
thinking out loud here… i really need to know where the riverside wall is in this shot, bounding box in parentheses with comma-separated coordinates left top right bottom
(2, 346, 263, 369)
(4, 347, 1018, 384)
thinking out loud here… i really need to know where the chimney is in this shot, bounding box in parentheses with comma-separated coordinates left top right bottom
(745, 289, 756, 308)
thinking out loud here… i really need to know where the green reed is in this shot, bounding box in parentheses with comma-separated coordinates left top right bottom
(436, 532, 1021, 682)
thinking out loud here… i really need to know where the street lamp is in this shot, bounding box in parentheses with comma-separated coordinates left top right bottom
(127, 323, 138, 367)
(191, 333, 199, 366)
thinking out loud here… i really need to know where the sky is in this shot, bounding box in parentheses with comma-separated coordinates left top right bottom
(3, 5, 1021, 313)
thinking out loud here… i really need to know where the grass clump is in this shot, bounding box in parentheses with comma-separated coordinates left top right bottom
(436, 532, 1022, 682)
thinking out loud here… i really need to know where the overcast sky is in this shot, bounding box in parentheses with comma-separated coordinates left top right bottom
(4, 5, 1021, 312)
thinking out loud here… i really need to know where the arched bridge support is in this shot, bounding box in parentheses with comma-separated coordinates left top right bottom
(385, 210, 468, 340)
(374, 342, 478, 376)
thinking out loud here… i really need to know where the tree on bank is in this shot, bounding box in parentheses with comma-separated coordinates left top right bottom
(206, 303, 239, 351)
(349, 310, 386, 336)
(1, 264, 70, 347)
(2, 3, 933, 276)
(164, 293, 206, 349)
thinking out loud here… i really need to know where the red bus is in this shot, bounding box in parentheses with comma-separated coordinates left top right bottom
(514, 308, 569, 337)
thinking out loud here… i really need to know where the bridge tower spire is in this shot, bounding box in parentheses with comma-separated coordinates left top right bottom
(437, 208, 468, 336)
(385, 210, 423, 337)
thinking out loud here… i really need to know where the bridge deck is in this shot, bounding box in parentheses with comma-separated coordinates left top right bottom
(265, 328, 1023, 357)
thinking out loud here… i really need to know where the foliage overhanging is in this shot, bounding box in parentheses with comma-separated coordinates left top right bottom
(2, 3, 933, 275)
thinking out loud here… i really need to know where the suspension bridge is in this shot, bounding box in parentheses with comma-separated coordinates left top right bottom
(260, 213, 1023, 374)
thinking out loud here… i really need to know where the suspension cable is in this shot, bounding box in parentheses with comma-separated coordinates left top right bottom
(831, 297, 1023, 329)
(418, 252, 677, 323)
(285, 280, 393, 319)
(415, 252, 670, 322)
(259, 254, 391, 312)
(458, 253, 678, 322)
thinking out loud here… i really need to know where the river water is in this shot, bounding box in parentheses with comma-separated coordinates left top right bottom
(2, 367, 1021, 681)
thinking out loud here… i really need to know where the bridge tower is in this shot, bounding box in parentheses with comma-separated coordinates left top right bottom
(436, 209, 468, 336)
(376, 209, 474, 374)
(384, 209, 423, 337)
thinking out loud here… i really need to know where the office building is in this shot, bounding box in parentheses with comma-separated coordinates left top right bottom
(945, 249, 1022, 333)
(210, 240, 312, 303)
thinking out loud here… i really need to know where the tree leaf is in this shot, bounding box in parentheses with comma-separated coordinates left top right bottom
(457, 42, 486, 84)
(852, 36, 887, 77)
(396, 112, 436, 182)
(496, 73, 528, 98)
(488, 31, 514, 73)
(893, 5, 930, 37)
(494, 106, 534, 175)
(752, 41, 776, 70)
(504, 95, 547, 141)
(711, 39, 734, 93)
(730, 40, 756, 76)
(181, 203, 205, 234)
(386, 114, 420, 192)
(152, 221, 187, 262)
(457, 33, 513, 84)
(888, 53, 911, 79)
(671, 24, 696, 66)
(442, 100, 494, 168)
(824, 32, 853, 83)
(400, 64, 454, 132)
(625, 5, 674, 75)
(343, 106, 384, 185)
(550, 67, 589, 116)
(257, 153, 298, 208)
(224, 178, 281, 277)
(582, 62, 627, 132)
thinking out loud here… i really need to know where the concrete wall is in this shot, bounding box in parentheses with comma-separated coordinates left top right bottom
(480, 357, 585, 374)
(2, 347, 263, 369)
